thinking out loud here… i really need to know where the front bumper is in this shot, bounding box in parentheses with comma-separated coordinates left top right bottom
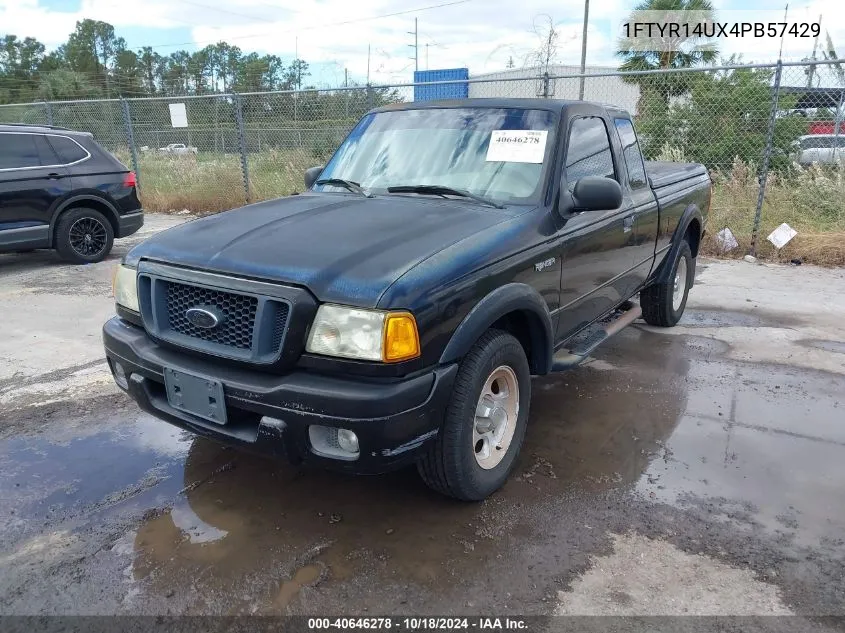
(102, 317, 457, 473)
(117, 211, 144, 238)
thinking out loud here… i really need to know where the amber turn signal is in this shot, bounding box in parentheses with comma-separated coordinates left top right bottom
(382, 312, 420, 362)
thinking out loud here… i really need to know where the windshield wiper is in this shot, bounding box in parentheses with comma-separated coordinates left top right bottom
(386, 185, 504, 209)
(315, 178, 373, 198)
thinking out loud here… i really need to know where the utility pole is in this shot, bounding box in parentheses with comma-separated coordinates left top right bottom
(367, 44, 371, 84)
(426, 43, 429, 70)
(806, 13, 822, 88)
(345, 67, 348, 87)
(408, 18, 419, 72)
(578, 0, 590, 100)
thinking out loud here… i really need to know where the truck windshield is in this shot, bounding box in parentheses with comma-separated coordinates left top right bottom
(314, 107, 558, 205)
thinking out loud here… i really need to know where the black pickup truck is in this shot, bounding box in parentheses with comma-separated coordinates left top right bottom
(103, 99, 710, 500)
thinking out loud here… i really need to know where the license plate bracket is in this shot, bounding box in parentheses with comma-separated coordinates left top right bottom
(163, 368, 227, 425)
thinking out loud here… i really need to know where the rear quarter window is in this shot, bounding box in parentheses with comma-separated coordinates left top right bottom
(614, 118, 648, 189)
(47, 135, 90, 164)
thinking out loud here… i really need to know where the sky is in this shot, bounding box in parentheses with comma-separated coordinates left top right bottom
(2, 0, 844, 87)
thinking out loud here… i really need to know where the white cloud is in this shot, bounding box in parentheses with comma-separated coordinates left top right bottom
(1, 0, 624, 84)
(2, 0, 844, 87)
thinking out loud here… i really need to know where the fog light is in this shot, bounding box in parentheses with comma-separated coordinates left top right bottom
(337, 429, 359, 454)
(309, 425, 360, 461)
(111, 360, 129, 390)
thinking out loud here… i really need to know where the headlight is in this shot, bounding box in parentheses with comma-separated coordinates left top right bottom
(113, 264, 139, 312)
(306, 305, 420, 362)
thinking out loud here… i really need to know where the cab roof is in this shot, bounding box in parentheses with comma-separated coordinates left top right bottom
(370, 98, 631, 117)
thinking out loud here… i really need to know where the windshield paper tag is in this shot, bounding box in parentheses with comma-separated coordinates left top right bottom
(486, 130, 548, 163)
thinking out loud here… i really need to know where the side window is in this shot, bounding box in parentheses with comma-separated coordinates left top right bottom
(564, 117, 615, 190)
(614, 118, 647, 189)
(48, 136, 89, 164)
(0, 133, 54, 169)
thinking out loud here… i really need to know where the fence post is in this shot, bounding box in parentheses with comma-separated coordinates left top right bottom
(749, 60, 783, 258)
(234, 93, 251, 204)
(120, 98, 141, 190)
(832, 87, 845, 162)
(44, 102, 54, 126)
(367, 84, 374, 110)
(542, 72, 550, 98)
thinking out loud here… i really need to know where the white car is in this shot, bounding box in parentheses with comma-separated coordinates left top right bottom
(794, 134, 845, 166)
(158, 143, 198, 155)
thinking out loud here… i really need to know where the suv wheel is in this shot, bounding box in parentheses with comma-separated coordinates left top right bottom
(417, 329, 530, 501)
(55, 208, 114, 264)
(640, 240, 693, 327)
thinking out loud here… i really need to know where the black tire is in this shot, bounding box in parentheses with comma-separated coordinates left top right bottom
(641, 240, 693, 327)
(55, 207, 114, 264)
(417, 329, 531, 501)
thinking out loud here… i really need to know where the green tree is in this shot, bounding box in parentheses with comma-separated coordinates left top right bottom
(138, 46, 165, 95)
(64, 19, 124, 97)
(616, 0, 719, 112)
(163, 51, 190, 95)
(0, 35, 46, 103)
(37, 68, 101, 100)
(639, 66, 805, 172)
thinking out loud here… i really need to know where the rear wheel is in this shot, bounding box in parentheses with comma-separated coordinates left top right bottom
(55, 207, 114, 264)
(417, 329, 530, 501)
(641, 240, 693, 327)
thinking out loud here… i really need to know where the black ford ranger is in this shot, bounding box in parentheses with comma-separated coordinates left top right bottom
(103, 99, 710, 500)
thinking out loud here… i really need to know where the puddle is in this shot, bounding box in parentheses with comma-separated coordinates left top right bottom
(272, 564, 323, 611)
(2, 325, 844, 612)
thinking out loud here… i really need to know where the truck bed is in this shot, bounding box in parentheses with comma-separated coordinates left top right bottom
(646, 161, 709, 189)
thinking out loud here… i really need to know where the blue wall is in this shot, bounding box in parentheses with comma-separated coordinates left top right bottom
(413, 68, 469, 102)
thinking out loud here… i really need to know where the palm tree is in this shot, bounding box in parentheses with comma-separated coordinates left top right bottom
(617, 0, 719, 112)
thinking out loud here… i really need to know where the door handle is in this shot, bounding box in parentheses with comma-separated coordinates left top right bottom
(47, 173, 64, 180)
(623, 216, 634, 233)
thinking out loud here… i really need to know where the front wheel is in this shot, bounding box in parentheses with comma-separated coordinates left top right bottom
(417, 329, 531, 501)
(640, 240, 693, 327)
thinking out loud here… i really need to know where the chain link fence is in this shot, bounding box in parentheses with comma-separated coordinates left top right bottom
(2, 59, 843, 259)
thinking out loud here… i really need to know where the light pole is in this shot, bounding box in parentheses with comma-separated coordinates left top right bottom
(578, 0, 590, 100)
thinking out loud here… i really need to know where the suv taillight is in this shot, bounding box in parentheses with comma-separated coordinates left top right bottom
(124, 171, 137, 188)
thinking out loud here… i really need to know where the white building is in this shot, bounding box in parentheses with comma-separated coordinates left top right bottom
(468, 64, 641, 114)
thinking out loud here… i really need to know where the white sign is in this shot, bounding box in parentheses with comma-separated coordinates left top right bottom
(486, 130, 548, 163)
(767, 223, 798, 249)
(169, 103, 188, 128)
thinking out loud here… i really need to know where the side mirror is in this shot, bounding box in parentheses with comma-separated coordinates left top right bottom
(304, 165, 324, 189)
(560, 176, 623, 214)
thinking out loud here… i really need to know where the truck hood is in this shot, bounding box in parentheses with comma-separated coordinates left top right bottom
(127, 193, 512, 308)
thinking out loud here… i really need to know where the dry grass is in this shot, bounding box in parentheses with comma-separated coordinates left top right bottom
(116, 148, 315, 214)
(703, 159, 845, 266)
(120, 149, 844, 266)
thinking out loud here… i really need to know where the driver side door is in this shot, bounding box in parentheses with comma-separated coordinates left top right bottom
(555, 116, 638, 342)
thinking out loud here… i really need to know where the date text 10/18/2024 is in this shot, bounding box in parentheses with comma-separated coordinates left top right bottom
(308, 618, 528, 631)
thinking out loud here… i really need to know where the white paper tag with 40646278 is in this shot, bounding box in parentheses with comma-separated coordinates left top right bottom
(485, 130, 548, 163)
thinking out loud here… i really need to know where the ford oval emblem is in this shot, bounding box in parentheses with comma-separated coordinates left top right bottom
(185, 307, 222, 329)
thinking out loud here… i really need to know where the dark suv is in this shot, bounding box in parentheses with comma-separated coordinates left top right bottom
(0, 123, 143, 263)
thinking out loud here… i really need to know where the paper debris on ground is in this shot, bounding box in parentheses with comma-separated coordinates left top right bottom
(767, 223, 798, 249)
(716, 227, 739, 252)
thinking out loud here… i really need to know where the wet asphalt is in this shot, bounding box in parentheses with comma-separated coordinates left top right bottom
(1, 225, 844, 618)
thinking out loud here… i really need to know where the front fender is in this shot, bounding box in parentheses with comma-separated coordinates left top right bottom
(439, 283, 553, 375)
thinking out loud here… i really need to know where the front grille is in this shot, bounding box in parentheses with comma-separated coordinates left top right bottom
(137, 262, 305, 366)
(166, 280, 258, 350)
(271, 303, 290, 350)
